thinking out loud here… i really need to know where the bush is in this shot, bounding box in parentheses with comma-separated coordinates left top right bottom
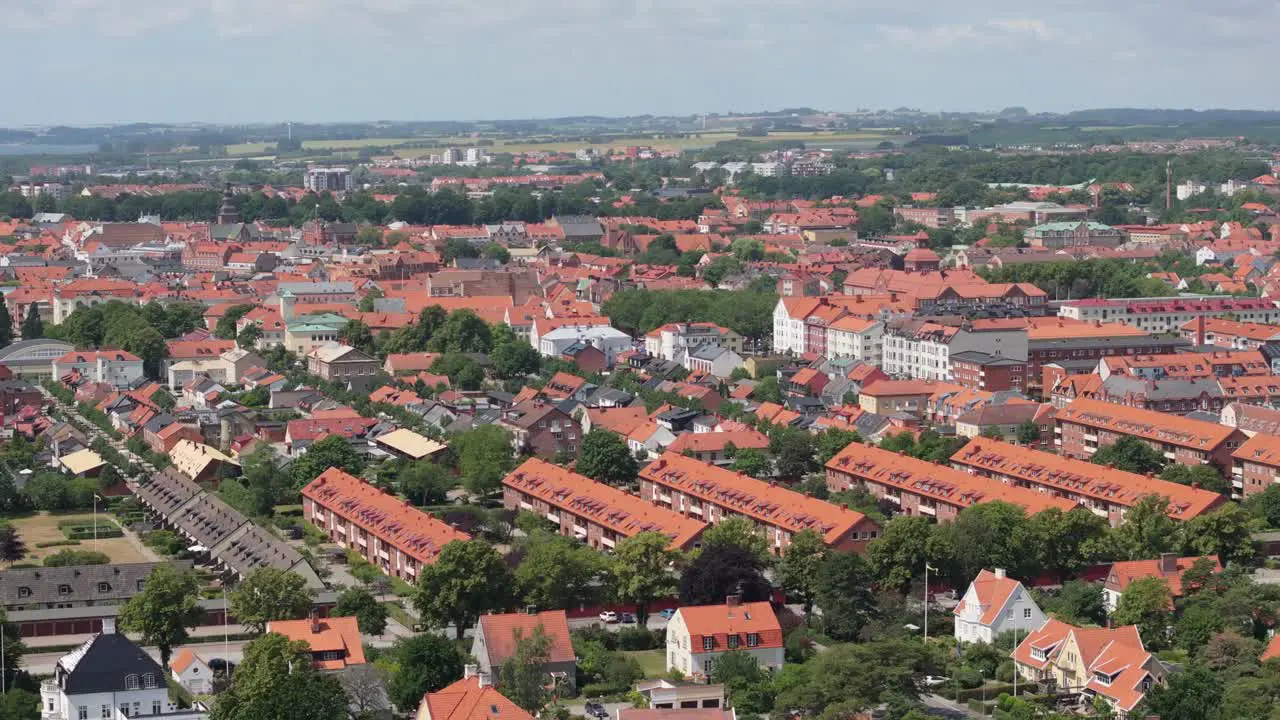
(35, 540, 81, 549)
(968, 699, 992, 716)
(954, 684, 1022, 703)
(43, 549, 111, 567)
(59, 519, 124, 541)
(145, 530, 185, 556)
(953, 668, 983, 690)
(572, 626, 618, 652)
(616, 627, 663, 651)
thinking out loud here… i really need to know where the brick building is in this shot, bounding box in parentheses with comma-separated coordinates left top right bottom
(1232, 433, 1280, 498)
(949, 352, 1028, 392)
(639, 452, 878, 554)
(1054, 398, 1246, 470)
(502, 458, 707, 551)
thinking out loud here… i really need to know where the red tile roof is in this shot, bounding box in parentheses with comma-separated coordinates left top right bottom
(476, 610, 576, 667)
(421, 676, 534, 720)
(1055, 398, 1240, 452)
(676, 601, 782, 650)
(667, 430, 769, 454)
(956, 569, 1024, 625)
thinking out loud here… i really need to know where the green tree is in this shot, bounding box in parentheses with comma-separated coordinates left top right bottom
(772, 429, 817, 479)
(680, 543, 772, 606)
(214, 303, 256, 340)
(211, 633, 348, 720)
(700, 516, 771, 565)
(937, 501, 1030, 583)
(711, 650, 775, 714)
(1113, 576, 1173, 649)
(386, 634, 465, 712)
(428, 310, 493, 353)
(771, 639, 925, 715)
(0, 688, 38, 720)
(0, 524, 27, 564)
(1245, 484, 1280, 528)
(118, 564, 202, 669)
(334, 586, 389, 636)
(1091, 436, 1166, 475)
(490, 339, 540, 379)
(339, 319, 375, 355)
(1179, 503, 1259, 565)
(21, 305, 43, 340)
(1160, 464, 1230, 495)
(611, 531, 677, 626)
(229, 567, 316, 633)
(415, 540, 513, 639)
(1019, 508, 1110, 582)
(576, 429, 639, 486)
(0, 301, 12, 347)
(453, 425, 515, 496)
(1140, 664, 1222, 720)
(499, 627, 552, 713)
(1112, 494, 1178, 560)
(867, 516, 936, 592)
(814, 550, 878, 641)
(236, 322, 263, 349)
(290, 435, 366, 489)
(1015, 420, 1040, 446)
(396, 461, 454, 506)
(731, 448, 772, 478)
(43, 549, 109, 566)
(1044, 580, 1107, 626)
(777, 529, 826, 617)
(752, 377, 782, 403)
(482, 242, 511, 264)
(1, 608, 25, 695)
(516, 531, 608, 610)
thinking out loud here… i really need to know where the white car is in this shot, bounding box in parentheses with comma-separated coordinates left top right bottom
(598, 611, 619, 623)
(920, 675, 949, 688)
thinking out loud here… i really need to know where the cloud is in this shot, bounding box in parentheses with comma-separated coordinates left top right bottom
(875, 17, 1056, 51)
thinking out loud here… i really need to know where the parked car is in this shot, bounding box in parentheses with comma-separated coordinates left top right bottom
(584, 703, 608, 719)
(598, 611, 619, 623)
(619, 612, 636, 624)
(919, 675, 949, 688)
(658, 608, 676, 619)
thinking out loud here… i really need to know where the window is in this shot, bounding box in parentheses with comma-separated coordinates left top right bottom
(101, 705, 111, 719)
(747, 633, 760, 647)
(1024, 608, 1033, 619)
(18, 587, 30, 598)
(727, 635, 739, 650)
(702, 637, 714, 651)
(98, 582, 111, 593)
(125, 674, 140, 690)
(152, 701, 162, 716)
(142, 673, 157, 689)
(58, 584, 72, 595)
(78, 707, 88, 720)
(119, 705, 129, 718)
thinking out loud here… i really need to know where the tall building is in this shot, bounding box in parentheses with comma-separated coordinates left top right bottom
(214, 182, 240, 224)
(303, 167, 353, 193)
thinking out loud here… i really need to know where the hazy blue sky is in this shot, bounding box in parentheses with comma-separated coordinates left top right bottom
(5, 0, 1278, 125)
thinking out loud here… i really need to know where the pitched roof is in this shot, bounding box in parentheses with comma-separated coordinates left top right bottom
(267, 615, 366, 670)
(1055, 398, 1239, 451)
(60, 630, 167, 694)
(476, 610, 576, 668)
(375, 428, 447, 460)
(955, 569, 1023, 626)
(1105, 556, 1220, 597)
(676, 601, 782, 646)
(667, 430, 770, 454)
(951, 438, 1223, 521)
(422, 676, 534, 720)
(170, 647, 206, 675)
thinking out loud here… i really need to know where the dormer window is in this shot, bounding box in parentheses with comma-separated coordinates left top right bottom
(18, 587, 30, 598)
(142, 674, 157, 689)
(702, 637, 714, 651)
(1094, 671, 1116, 686)
(58, 584, 72, 595)
(125, 674, 140, 690)
(98, 582, 111, 593)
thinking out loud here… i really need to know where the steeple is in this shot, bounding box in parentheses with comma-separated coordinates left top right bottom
(216, 182, 240, 225)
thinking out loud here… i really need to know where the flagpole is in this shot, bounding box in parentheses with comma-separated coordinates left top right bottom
(924, 563, 937, 641)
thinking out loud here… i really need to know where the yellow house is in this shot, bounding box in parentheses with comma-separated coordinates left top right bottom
(1011, 619, 1165, 716)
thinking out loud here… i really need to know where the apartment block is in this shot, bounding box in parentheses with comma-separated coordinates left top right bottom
(1054, 398, 1246, 469)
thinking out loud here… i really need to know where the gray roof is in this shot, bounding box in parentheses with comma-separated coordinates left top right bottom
(689, 345, 730, 361)
(277, 281, 355, 295)
(61, 631, 168, 695)
(1100, 376, 1222, 401)
(0, 561, 194, 608)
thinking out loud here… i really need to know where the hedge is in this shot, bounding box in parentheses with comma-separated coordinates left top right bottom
(61, 525, 124, 541)
(968, 699, 992, 716)
(952, 683, 1027, 703)
(35, 540, 81, 549)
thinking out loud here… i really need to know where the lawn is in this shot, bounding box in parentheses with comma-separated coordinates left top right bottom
(624, 649, 667, 679)
(9, 512, 153, 564)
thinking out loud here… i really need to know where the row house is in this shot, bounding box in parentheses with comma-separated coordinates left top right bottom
(949, 438, 1225, 525)
(1232, 433, 1280, 498)
(302, 468, 470, 581)
(950, 351, 1029, 393)
(666, 429, 770, 466)
(1054, 397, 1246, 470)
(825, 441, 1078, 522)
(1097, 351, 1271, 380)
(892, 206, 955, 229)
(638, 452, 880, 554)
(1059, 297, 1280, 334)
(771, 295, 912, 356)
(1181, 316, 1280, 350)
(51, 278, 142, 323)
(502, 458, 707, 552)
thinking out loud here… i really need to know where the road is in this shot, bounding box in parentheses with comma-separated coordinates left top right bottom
(38, 384, 157, 480)
(921, 693, 978, 718)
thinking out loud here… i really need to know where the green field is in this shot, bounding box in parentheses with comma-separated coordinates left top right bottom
(223, 129, 893, 159)
(624, 649, 668, 678)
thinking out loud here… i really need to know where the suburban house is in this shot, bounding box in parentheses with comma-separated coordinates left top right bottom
(1102, 554, 1221, 614)
(954, 569, 1046, 645)
(38, 619, 207, 720)
(415, 668, 533, 720)
(499, 400, 581, 457)
(471, 610, 577, 692)
(268, 613, 366, 671)
(168, 440, 239, 483)
(170, 648, 213, 695)
(1011, 619, 1165, 716)
(306, 343, 381, 392)
(666, 597, 783, 681)
(52, 350, 145, 388)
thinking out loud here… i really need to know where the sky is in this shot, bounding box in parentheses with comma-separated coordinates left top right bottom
(5, 0, 1280, 125)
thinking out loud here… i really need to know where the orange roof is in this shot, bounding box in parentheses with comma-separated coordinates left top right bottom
(640, 453, 873, 546)
(676, 601, 782, 648)
(952, 438, 1223, 521)
(1012, 622, 1155, 711)
(586, 406, 651, 436)
(1183, 317, 1280, 342)
(504, 458, 706, 550)
(955, 569, 1023, 625)
(476, 610, 575, 667)
(422, 676, 534, 720)
(1105, 556, 1220, 598)
(170, 647, 204, 675)
(826, 441, 1078, 516)
(1055, 398, 1241, 452)
(667, 430, 769, 454)
(268, 615, 366, 670)
(861, 379, 964, 397)
(1264, 634, 1280, 661)
(1234, 432, 1280, 467)
(302, 468, 471, 565)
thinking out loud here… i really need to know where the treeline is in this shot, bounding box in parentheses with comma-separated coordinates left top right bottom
(979, 257, 1202, 301)
(602, 287, 778, 340)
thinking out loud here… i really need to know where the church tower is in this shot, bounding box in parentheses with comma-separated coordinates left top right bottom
(216, 182, 240, 225)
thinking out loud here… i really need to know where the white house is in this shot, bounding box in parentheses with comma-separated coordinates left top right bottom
(666, 598, 784, 681)
(825, 317, 882, 363)
(771, 299, 810, 355)
(953, 568, 1045, 645)
(685, 345, 745, 379)
(51, 350, 145, 388)
(40, 619, 207, 720)
(170, 648, 213, 695)
(536, 325, 632, 363)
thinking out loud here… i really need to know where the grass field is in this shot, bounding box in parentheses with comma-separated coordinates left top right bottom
(624, 649, 668, 679)
(223, 129, 893, 159)
(9, 512, 153, 564)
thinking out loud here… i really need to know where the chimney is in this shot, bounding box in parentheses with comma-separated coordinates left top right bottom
(101, 617, 116, 635)
(310, 609, 321, 634)
(726, 594, 742, 607)
(464, 663, 479, 680)
(993, 568, 1006, 580)
(477, 671, 491, 688)
(1159, 553, 1178, 573)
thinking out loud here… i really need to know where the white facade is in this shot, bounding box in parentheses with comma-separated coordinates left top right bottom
(535, 325, 632, 362)
(953, 569, 1046, 645)
(825, 321, 882, 363)
(771, 300, 808, 355)
(665, 608, 783, 680)
(881, 333, 952, 381)
(1175, 180, 1207, 201)
(51, 352, 145, 388)
(686, 347, 745, 379)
